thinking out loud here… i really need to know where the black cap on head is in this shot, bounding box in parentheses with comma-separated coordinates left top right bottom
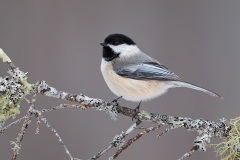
(103, 34, 136, 46)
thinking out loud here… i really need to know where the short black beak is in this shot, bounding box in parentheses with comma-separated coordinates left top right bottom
(100, 43, 107, 47)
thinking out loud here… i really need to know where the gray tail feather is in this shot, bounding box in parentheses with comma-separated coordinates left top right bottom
(171, 81, 222, 98)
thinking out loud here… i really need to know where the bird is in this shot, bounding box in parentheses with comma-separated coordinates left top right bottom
(100, 33, 221, 109)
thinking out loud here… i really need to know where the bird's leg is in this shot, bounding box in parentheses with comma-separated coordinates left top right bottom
(136, 101, 142, 110)
(111, 96, 122, 106)
(132, 101, 142, 121)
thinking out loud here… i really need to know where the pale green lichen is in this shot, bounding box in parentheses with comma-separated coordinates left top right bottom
(0, 69, 32, 123)
(20, 77, 32, 94)
(138, 110, 151, 120)
(10, 140, 20, 154)
(0, 48, 11, 63)
(112, 132, 125, 148)
(0, 49, 32, 126)
(214, 117, 240, 160)
(0, 88, 21, 122)
(106, 105, 118, 120)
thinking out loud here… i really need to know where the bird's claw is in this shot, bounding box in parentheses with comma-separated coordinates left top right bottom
(132, 101, 142, 121)
(111, 96, 122, 106)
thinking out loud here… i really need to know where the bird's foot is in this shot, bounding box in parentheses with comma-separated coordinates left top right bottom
(111, 96, 122, 106)
(132, 101, 142, 121)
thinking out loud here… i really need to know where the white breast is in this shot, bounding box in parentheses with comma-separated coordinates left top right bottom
(101, 59, 171, 102)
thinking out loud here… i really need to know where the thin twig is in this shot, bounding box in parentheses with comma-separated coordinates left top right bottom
(90, 121, 142, 160)
(90, 144, 114, 160)
(11, 93, 37, 160)
(40, 116, 78, 160)
(11, 117, 32, 160)
(110, 125, 161, 159)
(41, 104, 82, 113)
(0, 115, 28, 134)
(178, 145, 199, 160)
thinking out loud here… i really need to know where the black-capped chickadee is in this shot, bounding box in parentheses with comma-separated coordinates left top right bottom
(100, 34, 221, 106)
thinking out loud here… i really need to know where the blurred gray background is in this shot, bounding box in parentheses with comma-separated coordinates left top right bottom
(0, 0, 239, 160)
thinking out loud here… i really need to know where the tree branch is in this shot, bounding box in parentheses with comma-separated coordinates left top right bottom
(0, 48, 235, 160)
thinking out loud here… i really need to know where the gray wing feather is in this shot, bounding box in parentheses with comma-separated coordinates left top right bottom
(116, 61, 180, 81)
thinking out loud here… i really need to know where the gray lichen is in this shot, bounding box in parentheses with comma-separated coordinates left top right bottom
(0, 68, 32, 123)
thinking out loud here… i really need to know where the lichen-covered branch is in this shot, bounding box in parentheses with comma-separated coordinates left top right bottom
(90, 121, 142, 160)
(0, 49, 32, 127)
(35, 80, 230, 135)
(110, 125, 161, 159)
(0, 48, 237, 160)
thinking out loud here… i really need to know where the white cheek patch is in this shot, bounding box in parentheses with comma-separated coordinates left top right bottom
(108, 44, 128, 53)
(108, 44, 140, 58)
